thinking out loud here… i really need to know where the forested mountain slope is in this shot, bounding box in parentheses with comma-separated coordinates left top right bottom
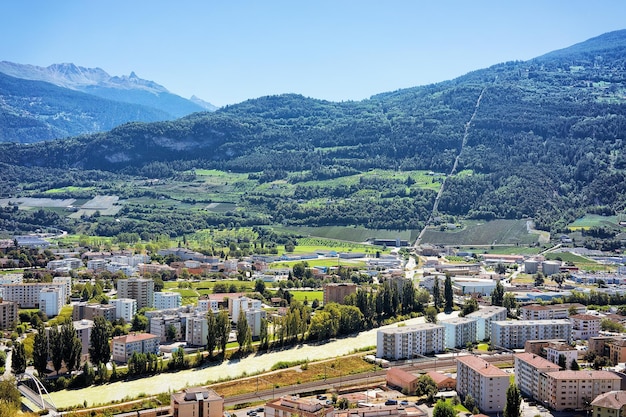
(2, 30, 626, 232)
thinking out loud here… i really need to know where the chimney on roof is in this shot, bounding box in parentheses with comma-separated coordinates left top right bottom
(485, 363, 488, 368)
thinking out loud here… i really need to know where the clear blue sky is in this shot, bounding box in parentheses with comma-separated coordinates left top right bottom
(2, 1, 625, 107)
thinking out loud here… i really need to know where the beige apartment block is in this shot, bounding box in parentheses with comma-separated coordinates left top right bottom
(117, 277, 154, 309)
(570, 314, 601, 340)
(520, 303, 585, 320)
(456, 355, 509, 413)
(514, 352, 561, 400)
(265, 396, 335, 417)
(491, 319, 572, 349)
(591, 391, 626, 417)
(539, 370, 621, 411)
(171, 387, 223, 417)
(0, 298, 18, 329)
(376, 323, 445, 360)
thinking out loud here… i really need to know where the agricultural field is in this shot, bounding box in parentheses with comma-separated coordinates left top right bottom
(567, 214, 619, 230)
(276, 226, 417, 244)
(270, 258, 366, 269)
(0, 197, 76, 208)
(477, 246, 545, 255)
(420, 219, 540, 246)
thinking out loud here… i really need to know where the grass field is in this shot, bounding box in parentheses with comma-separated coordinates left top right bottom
(275, 226, 418, 244)
(288, 290, 323, 303)
(479, 246, 545, 255)
(271, 259, 366, 269)
(568, 214, 619, 230)
(420, 219, 540, 246)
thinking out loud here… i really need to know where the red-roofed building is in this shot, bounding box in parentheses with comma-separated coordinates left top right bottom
(514, 352, 561, 400)
(111, 332, 159, 363)
(591, 390, 626, 417)
(386, 368, 418, 393)
(456, 355, 509, 413)
(425, 371, 456, 391)
(570, 313, 601, 340)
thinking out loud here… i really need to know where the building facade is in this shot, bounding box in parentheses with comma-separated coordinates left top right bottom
(546, 343, 578, 369)
(39, 287, 63, 317)
(265, 396, 335, 417)
(466, 306, 507, 341)
(591, 391, 626, 417)
(491, 320, 572, 349)
(72, 302, 116, 322)
(171, 387, 223, 417)
(117, 278, 154, 309)
(0, 298, 18, 329)
(154, 291, 182, 310)
(111, 333, 160, 362)
(456, 355, 509, 413)
(323, 283, 358, 305)
(514, 352, 561, 400)
(110, 298, 137, 323)
(441, 317, 477, 349)
(539, 370, 621, 411)
(570, 314, 601, 340)
(376, 323, 445, 360)
(519, 304, 585, 320)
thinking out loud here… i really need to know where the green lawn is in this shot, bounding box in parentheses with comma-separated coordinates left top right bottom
(288, 290, 323, 304)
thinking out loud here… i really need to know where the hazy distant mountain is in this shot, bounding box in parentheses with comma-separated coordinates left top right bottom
(190, 95, 218, 111)
(0, 61, 216, 119)
(0, 71, 171, 143)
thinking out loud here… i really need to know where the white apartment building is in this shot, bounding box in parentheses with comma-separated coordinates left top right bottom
(456, 355, 509, 413)
(153, 291, 182, 310)
(74, 319, 94, 355)
(47, 258, 82, 271)
(539, 370, 621, 411)
(110, 298, 137, 323)
(466, 305, 507, 341)
(0, 282, 67, 308)
(111, 333, 160, 363)
(520, 303, 585, 320)
(117, 277, 154, 309)
(229, 296, 262, 322)
(197, 298, 219, 313)
(376, 323, 445, 360)
(87, 259, 107, 272)
(186, 314, 208, 347)
(491, 319, 572, 349)
(441, 317, 477, 349)
(39, 287, 63, 317)
(150, 315, 183, 343)
(546, 342, 579, 369)
(246, 309, 267, 338)
(570, 314, 601, 340)
(514, 352, 561, 400)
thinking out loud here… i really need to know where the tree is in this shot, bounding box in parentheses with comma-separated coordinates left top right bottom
(61, 321, 82, 373)
(259, 317, 269, 350)
(534, 273, 545, 287)
(424, 306, 438, 323)
(504, 383, 522, 417)
(491, 281, 504, 306)
(432, 278, 442, 310)
(11, 342, 26, 375)
(503, 293, 518, 317)
(236, 312, 252, 353)
(254, 279, 266, 294)
(463, 394, 476, 412)
(206, 310, 217, 358)
(49, 325, 64, 375)
(0, 377, 21, 416)
(461, 297, 479, 317)
(558, 354, 567, 369)
(89, 316, 111, 366)
(570, 359, 580, 370)
(131, 313, 149, 332)
(415, 374, 438, 403)
(166, 324, 178, 342)
(32, 325, 49, 377)
(433, 400, 456, 417)
(216, 310, 231, 355)
(444, 275, 453, 312)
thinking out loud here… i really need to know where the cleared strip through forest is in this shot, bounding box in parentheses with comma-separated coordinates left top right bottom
(414, 87, 486, 246)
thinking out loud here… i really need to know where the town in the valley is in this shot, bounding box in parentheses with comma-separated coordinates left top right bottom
(1, 235, 626, 417)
